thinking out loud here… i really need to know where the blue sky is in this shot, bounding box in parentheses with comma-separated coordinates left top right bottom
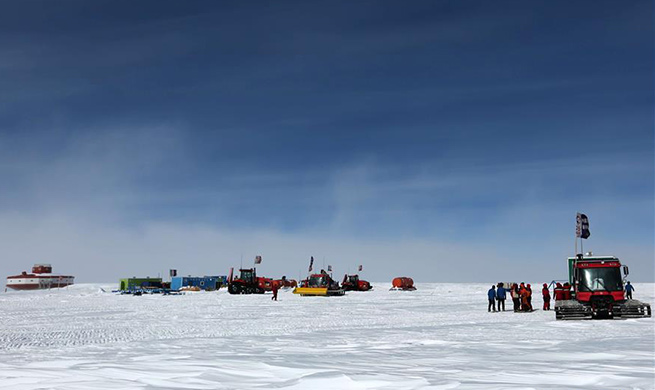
(0, 1, 652, 283)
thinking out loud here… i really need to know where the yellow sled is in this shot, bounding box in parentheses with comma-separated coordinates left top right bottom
(292, 287, 345, 296)
(293, 287, 328, 296)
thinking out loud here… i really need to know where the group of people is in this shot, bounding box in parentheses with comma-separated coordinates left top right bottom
(488, 281, 637, 312)
(487, 282, 566, 312)
(488, 282, 540, 312)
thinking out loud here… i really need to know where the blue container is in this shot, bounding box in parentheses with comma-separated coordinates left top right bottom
(171, 276, 226, 291)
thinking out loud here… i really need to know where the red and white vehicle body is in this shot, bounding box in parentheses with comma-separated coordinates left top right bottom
(6, 264, 74, 291)
(555, 255, 651, 319)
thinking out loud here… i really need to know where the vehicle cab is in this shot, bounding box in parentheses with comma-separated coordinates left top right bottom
(569, 255, 628, 304)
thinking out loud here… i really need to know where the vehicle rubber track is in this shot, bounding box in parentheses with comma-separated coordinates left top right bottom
(616, 300, 652, 319)
(554, 299, 592, 320)
(556, 299, 652, 320)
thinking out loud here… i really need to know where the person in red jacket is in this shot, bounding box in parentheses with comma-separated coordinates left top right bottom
(542, 283, 551, 310)
(271, 281, 279, 301)
(562, 282, 572, 300)
(553, 282, 564, 300)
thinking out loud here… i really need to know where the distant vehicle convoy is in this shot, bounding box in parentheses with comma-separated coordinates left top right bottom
(4, 262, 417, 296)
(555, 255, 651, 320)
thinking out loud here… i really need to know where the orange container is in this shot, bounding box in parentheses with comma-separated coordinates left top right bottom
(392, 277, 414, 289)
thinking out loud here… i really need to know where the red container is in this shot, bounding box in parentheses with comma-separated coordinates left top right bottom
(392, 277, 415, 289)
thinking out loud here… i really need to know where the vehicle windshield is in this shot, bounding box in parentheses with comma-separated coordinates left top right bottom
(240, 270, 254, 283)
(308, 275, 328, 287)
(578, 267, 622, 292)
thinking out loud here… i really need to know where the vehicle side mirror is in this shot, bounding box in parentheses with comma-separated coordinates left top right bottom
(623, 265, 629, 276)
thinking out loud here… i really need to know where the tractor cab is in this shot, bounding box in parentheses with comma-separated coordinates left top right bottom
(238, 268, 256, 284)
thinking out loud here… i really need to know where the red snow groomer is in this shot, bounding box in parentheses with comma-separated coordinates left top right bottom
(341, 274, 372, 291)
(390, 277, 416, 291)
(227, 267, 266, 294)
(293, 271, 345, 296)
(555, 255, 651, 320)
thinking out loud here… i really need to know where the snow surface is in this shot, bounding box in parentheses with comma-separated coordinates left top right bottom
(0, 283, 653, 390)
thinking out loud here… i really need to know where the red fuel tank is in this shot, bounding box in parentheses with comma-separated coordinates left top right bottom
(392, 277, 415, 290)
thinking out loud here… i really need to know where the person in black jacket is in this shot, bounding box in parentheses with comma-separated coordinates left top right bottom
(511, 283, 520, 312)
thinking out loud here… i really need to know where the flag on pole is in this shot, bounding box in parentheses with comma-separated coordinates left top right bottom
(576, 213, 591, 239)
(169, 269, 177, 277)
(254, 255, 262, 264)
(308, 256, 314, 272)
(358, 264, 363, 272)
(327, 265, 332, 272)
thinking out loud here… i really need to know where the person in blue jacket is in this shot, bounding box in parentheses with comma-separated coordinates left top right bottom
(625, 281, 634, 300)
(496, 283, 507, 311)
(488, 285, 496, 312)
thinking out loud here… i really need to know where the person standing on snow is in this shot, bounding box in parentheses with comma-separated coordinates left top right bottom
(271, 281, 279, 301)
(625, 281, 634, 300)
(520, 283, 532, 312)
(511, 283, 520, 312)
(496, 283, 507, 311)
(562, 282, 572, 300)
(488, 285, 497, 312)
(526, 284, 533, 310)
(542, 283, 551, 310)
(553, 282, 564, 301)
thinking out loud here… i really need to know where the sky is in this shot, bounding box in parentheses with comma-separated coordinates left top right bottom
(0, 0, 653, 285)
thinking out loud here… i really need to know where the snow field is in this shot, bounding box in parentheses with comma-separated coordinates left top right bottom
(0, 283, 653, 389)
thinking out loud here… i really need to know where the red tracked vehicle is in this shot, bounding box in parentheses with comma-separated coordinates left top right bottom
(293, 271, 345, 296)
(341, 274, 372, 291)
(555, 255, 651, 320)
(227, 268, 265, 294)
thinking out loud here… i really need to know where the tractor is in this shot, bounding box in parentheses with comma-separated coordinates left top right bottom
(227, 268, 265, 294)
(341, 274, 372, 291)
(555, 254, 651, 320)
